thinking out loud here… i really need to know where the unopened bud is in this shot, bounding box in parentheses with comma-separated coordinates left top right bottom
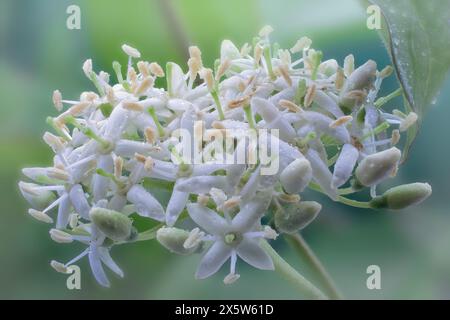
(355, 147, 401, 187)
(156, 227, 201, 255)
(90, 207, 132, 241)
(339, 60, 377, 109)
(274, 201, 321, 234)
(280, 158, 312, 194)
(370, 183, 432, 210)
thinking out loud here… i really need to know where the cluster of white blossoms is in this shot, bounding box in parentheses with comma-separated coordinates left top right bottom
(19, 26, 432, 287)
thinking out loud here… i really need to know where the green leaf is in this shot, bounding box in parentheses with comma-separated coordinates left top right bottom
(367, 0, 450, 160)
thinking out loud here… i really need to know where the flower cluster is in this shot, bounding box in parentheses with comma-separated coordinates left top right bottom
(19, 26, 431, 287)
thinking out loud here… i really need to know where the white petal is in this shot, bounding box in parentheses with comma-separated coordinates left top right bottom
(92, 155, 113, 202)
(186, 203, 228, 235)
(313, 90, 344, 118)
(166, 187, 190, 226)
(332, 144, 359, 188)
(175, 176, 227, 194)
(88, 245, 110, 287)
(115, 140, 157, 158)
(196, 241, 232, 279)
(69, 184, 90, 219)
(306, 148, 338, 200)
(236, 238, 274, 270)
(56, 194, 71, 229)
(232, 190, 272, 233)
(127, 185, 165, 221)
(98, 247, 124, 278)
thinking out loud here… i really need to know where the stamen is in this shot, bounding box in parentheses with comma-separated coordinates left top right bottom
(135, 77, 154, 96)
(391, 129, 400, 146)
(199, 68, 214, 91)
(279, 99, 303, 113)
(344, 54, 355, 77)
(28, 209, 53, 224)
(82, 59, 92, 78)
(121, 44, 141, 58)
(278, 64, 292, 86)
(380, 65, 393, 78)
(143, 127, 155, 144)
(197, 194, 210, 206)
(183, 227, 205, 249)
(50, 260, 68, 273)
(335, 68, 345, 90)
(43, 132, 65, 153)
(263, 226, 278, 239)
(399, 112, 418, 132)
(49, 228, 73, 243)
(114, 156, 123, 179)
(135, 61, 148, 77)
(149, 62, 165, 77)
(216, 59, 231, 81)
(223, 196, 241, 210)
(292, 37, 312, 54)
(223, 273, 240, 285)
(254, 44, 263, 66)
(123, 101, 144, 112)
(329, 115, 353, 129)
(304, 84, 316, 107)
(52, 90, 63, 112)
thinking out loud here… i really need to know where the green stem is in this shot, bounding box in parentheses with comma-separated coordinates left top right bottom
(308, 182, 370, 208)
(260, 241, 328, 300)
(284, 233, 343, 300)
(337, 195, 371, 208)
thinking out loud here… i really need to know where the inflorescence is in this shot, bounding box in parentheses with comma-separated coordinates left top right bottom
(19, 26, 431, 287)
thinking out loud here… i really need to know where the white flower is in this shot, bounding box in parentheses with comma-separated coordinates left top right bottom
(187, 190, 275, 282)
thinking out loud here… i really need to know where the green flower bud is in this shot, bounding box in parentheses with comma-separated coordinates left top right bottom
(274, 201, 321, 234)
(370, 183, 432, 210)
(90, 207, 132, 241)
(355, 147, 401, 187)
(18, 181, 57, 210)
(339, 60, 377, 109)
(156, 227, 201, 255)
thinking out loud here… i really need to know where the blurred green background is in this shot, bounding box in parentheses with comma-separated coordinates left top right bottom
(1, 0, 449, 299)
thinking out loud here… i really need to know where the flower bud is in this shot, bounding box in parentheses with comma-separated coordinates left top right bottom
(339, 60, 377, 109)
(156, 227, 201, 255)
(274, 201, 321, 234)
(370, 183, 432, 210)
(90, 207, 132, 241)
(280, 158, 312, 194)
(18, 181, 56, 211)
(355, 147, 401, 187)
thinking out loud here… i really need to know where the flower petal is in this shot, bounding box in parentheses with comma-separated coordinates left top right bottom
(232, 189, 272, 233)
(186, 203, 228, 235)
(98, 247, 124, 278)
(127, 185, 165, 221)
(56, 194, 71, 229)
(332, 143, 359, 188)
(195, 241, 232, 279)
(175, 176, 227, 194)
(236, 238, 274, 270)
(92, 155, 113, 202)
(166, 187, 190, 226)
(69, 184, 90, 219)
(88, 245, 110, 287)
(305, 148, 338, 200)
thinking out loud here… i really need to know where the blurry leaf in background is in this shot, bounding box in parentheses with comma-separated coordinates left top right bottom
(367, 0, 450, 160)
